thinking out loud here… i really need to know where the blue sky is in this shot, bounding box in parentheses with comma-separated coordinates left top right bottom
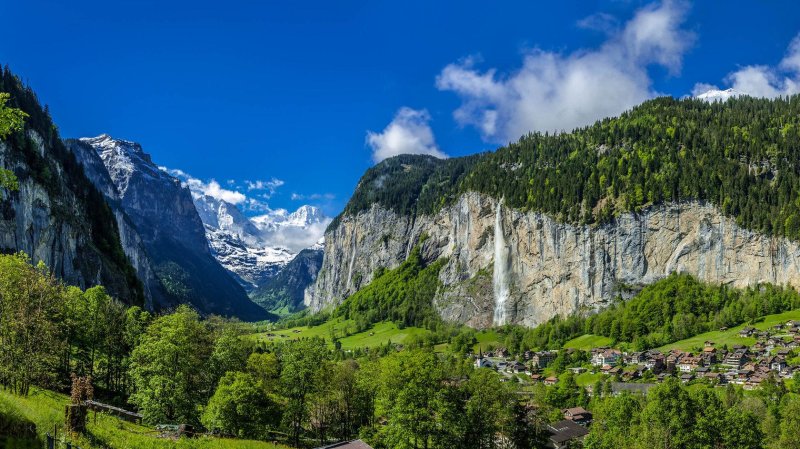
(2, 0, 800, 216)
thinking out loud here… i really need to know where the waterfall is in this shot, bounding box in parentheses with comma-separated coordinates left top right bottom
(493, 200, 511, 326)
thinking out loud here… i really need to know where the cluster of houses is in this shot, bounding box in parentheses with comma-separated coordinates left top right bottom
(473, 321, 800, 391)
(586, 333, 796, 389)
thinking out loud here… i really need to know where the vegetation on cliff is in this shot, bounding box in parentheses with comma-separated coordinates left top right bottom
(335, 242, 446, 332)
(0, 68, 144, 305)
(340, 95, 800, 241)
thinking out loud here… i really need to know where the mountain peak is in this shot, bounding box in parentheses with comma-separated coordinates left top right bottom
(79, 134, 169, 196)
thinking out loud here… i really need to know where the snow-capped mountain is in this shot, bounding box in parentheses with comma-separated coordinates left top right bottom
(695, 88, 744, 102)
(189, 193, 330, 290)
(68, 134, 269, 320)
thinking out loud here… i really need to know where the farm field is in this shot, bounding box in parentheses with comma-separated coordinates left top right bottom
(0, 388, 287, 449)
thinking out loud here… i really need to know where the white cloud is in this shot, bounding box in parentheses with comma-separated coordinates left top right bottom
(203, 180, 247, 204)
(291, 192, 335, 201)
(245, 178, 285, 195)
(366, 107, 447, 163)
(436, 0, 693, 142)
(161, 167, 266, 209)
(693, 33, 800, 98)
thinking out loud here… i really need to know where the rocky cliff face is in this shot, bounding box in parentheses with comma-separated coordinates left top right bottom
(0, 128, 143, 304)
(309, 193, 800, 328)
(68, 135, 268, 320)
(68, 138, 162, 309)
(253, 245, 324, 314)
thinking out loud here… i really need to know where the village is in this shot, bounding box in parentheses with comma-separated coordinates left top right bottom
(472, 320, 800, 448)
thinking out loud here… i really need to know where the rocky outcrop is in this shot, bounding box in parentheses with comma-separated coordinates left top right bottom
(68, 138, 161, 309)
(308, 192, 800, 328)
(0, 130, 143, 304)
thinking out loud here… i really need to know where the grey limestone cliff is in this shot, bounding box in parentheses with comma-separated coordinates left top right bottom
(308, 192, 800, 328)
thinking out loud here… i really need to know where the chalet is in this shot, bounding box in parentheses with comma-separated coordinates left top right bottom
(544, 376, 559, 386)
(769, 357, 788, 373)
(643, 353, 665, 372)
(532, 351, 557, 369)
(512, 362, 528, 374)
(563, 407, 593, 425)
(678, 356, 703, 372)
(624, 352, 646, 365)
(680, 373, 695, 383)
(701, 346, 717, 364)
(621, 370, 641, 382)
(496, 347, 510, 358)
(722, 349, 748, 369)
(531, 374, 543, 382)
(707, 372, 728, 385)
(740, 327, 756, 337)
(591, 349, 622, 367)
(547, 420, 589, 449)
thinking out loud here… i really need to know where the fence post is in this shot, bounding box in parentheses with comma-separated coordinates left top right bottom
(46, 433, 55, 449)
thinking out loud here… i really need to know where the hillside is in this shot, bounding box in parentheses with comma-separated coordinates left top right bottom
(342, 96, 800, 235)
(0, 68, 144, 305)
(310, 95, 800, 328)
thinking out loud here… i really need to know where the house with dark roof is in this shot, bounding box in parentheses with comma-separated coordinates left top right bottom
(562, 407, 593, 425)
(547, 420, 589, 448)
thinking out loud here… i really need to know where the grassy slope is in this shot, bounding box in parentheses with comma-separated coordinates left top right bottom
(0, 388, 287, 449)
(659, 309, 800, 352)
(563, 334, 613, 350)
(250, 320, 504, 354)
(249, 319, 433, 350)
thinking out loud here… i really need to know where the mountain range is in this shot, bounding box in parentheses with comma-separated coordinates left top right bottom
(7, 61, 800, 332)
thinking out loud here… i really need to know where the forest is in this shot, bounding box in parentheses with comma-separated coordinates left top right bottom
(341, 95, 800, 242)
(490, 273, 800, 354)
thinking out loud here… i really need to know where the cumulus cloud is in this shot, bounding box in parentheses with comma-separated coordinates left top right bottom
(161, 166, 277, 211)
(693, 33, 800, 98)
(436, 0, 694, 142)
(366, 107, 447, 163)
(161, 167, 249, 205)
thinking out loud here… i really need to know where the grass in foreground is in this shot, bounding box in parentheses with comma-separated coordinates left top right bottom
(0, 388, 287, 449)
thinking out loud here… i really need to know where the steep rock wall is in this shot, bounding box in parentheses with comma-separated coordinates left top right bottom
(308, 192, 800, 328)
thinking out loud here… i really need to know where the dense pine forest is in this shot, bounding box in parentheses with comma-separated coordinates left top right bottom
(340, 96, 800, 241)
